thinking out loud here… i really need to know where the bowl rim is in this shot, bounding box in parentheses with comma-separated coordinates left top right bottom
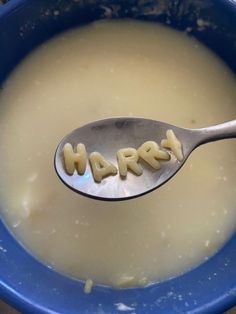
(0, 0, 235, 313)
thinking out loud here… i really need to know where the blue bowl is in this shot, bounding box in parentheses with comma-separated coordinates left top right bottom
(0, 1, 236, 313)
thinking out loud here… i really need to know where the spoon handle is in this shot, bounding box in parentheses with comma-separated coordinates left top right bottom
(194, 119, 236, 146)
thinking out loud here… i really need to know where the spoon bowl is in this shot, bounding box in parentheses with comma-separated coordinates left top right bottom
(55, 117, 236, 201)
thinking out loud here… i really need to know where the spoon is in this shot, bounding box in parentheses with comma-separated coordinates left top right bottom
(55, 117, 236, 201)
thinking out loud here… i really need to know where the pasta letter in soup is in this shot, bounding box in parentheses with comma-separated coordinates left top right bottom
(117, 148, 143, 177)
(84, 279, 93, 294)
(138, 141, 170, 169)
(63, 143, 87, 175)
(89, 152, 117, 182)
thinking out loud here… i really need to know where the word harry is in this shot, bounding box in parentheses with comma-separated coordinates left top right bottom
(63, 130, 183, 183)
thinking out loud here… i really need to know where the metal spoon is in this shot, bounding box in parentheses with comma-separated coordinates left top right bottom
(54, 117, 236, 201)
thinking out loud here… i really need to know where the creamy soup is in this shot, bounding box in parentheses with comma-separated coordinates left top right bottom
(0, 20, 235, 288)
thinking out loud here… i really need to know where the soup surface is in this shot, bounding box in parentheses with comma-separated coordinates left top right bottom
(0, 20, 236, 287)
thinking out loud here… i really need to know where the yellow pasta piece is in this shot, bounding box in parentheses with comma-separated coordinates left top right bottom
(63, 143, 87, 175)
(117, 148, 143, 177)
(84, 279, 93, 294)
(161, 130, 183, 161)
(89, 152, 117, 182)
(138, 141, 170, 169)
